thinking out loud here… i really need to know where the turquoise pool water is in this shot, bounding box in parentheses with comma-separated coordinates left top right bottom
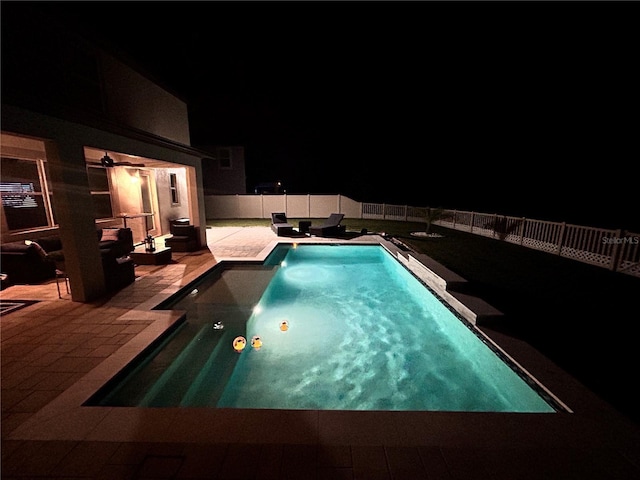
(90, 244, 559, 412)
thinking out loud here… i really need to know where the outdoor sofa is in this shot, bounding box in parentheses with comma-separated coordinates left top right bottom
(0, 227, 134, 289)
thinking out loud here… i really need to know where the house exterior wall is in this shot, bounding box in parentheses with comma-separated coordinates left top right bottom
(155, 168, 192, 233)
(1, 5, 192, 147)
(101, 54, 191, 146)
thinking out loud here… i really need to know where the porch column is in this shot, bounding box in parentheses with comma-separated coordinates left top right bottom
(44, 140, 107, 301)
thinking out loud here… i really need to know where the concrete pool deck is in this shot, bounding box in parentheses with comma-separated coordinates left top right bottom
(2, 227, 639, 479)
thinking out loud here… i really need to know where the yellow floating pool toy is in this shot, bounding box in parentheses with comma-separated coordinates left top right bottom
(232, 336, 246, 353)
(251, 335, 262, 350)
(279, 320, 289, 331)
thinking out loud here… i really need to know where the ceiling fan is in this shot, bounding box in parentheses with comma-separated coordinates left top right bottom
(87, 152, 145, 168)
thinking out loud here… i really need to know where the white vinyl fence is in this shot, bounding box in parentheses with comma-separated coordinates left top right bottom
(205, 194, 640, 278)
(435, 209, 639, 278)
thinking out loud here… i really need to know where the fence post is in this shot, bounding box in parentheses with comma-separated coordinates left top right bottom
(404, 205, 408, 222)
(519, 217, 526, 245)
(383, 204, 386, 220)
(610, 229, 624, 271)
(453, 210, 457, 228)
(260, 194, 264, 219)
(492, 213, 497, 238)
(470, 212, 475, 233)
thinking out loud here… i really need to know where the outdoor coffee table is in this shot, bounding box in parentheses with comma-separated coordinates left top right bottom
(130, 246, 172, 265)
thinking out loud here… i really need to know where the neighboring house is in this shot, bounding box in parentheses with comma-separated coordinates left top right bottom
(253, 181, 284, 194)
(0, 4, 241, 301)
(199, 146, 247, 195)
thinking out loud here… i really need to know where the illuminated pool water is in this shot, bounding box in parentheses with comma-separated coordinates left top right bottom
(90, 244, 561, 412)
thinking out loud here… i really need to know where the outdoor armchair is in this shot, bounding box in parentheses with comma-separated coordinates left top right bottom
(165, 219, 199, 252)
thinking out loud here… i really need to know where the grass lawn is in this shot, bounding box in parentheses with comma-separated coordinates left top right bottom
(207, 218, 640, 424)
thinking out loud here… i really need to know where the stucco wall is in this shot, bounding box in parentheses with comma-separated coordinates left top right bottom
(101, 54, 191, 146)
(155, 168, 192, 233)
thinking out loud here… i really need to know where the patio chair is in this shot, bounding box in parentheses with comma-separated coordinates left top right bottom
(309, 213, 346, 237)
(271, 212, 294, 236)
(165, 220, 199, 252)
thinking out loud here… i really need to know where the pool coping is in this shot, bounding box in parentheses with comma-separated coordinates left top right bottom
(6, 235, 634, 449)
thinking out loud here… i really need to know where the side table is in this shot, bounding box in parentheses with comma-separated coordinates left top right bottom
(299, 220, 312, 234)
(130, 246, 172, 266)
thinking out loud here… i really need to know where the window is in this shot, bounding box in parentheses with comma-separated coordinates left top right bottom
(218, 148, 232, 169)
(87, 166, 114, 219)
(169, 173, 179, 204)
(1, 157, 54, 231)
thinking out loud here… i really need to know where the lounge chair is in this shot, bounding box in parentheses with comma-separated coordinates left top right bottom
(309, 213, 346, 237)
(271, 212, 294, 236)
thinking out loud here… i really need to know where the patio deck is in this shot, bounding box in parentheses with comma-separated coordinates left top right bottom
(2, 227, 639, 479)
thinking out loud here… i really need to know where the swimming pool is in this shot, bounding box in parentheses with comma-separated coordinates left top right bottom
(89, 243, 563, 412)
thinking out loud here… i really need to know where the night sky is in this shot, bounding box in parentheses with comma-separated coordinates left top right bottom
(23, 2, 640, 231)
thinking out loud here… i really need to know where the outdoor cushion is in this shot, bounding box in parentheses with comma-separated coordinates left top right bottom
(101, 228, 120, 242)
(271, 212, 288, 224)
(29, 241, 49, 260)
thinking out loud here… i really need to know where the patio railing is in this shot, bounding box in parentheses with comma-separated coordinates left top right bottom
(204, 194, 639, 278)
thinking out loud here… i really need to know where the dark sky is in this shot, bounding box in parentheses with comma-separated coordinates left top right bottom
(26, 1, 640, 230)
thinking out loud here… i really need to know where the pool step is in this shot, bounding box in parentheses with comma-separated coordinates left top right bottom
(179, 327, 244, 407)
(191, 266, 279, 308)
(138, 320, 244, 407)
